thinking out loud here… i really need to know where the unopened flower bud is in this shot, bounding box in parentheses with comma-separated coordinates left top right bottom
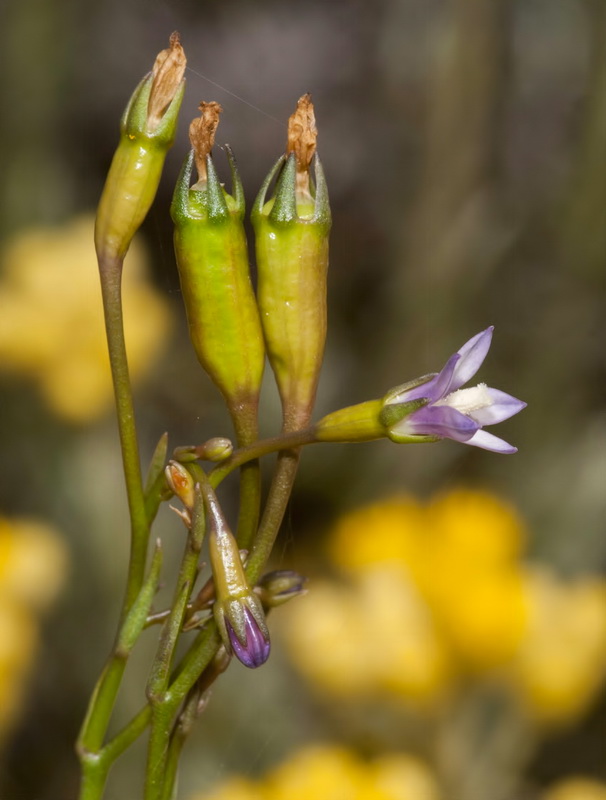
(172, 103, 265, 444)
(95, 33, 186, 261)
(165, 460, 195, 510)
(196, 437, 234, 462)
(256, 570, 307, 608)
(201, 481, 270, 668)
(252, 94, 331, 432)
(173, 437, 234, 463)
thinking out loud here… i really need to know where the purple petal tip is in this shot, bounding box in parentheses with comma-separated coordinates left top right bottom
(227, 610, 270, 669)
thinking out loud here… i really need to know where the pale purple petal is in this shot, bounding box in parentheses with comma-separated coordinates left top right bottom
(465, 429, 517, 454)
(396, 353, 460, 403)
(450, 327, 494, 392)
(226, 609, 270, 669)
(405, 404, 479, 441)
(468, 388, 527, 426)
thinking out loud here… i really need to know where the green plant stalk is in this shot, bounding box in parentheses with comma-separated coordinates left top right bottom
(99, 255, 150, 612)
(77, 255, 155, 800)
(160, 686, 202, 800)
(247, 451, 300, 584)
(144, 487, 207, 800)
(80, 425, 344, 796)
(230, 402, 261, 553)
(78, 545, 162, 800)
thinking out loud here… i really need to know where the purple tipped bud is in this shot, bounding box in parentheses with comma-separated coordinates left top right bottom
(226, 607, 270, 669)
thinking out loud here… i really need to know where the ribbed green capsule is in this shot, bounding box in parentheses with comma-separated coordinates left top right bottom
(95, 35, 186, 261)
(171, 148, 265, 440)
(252, 151, 331, 432)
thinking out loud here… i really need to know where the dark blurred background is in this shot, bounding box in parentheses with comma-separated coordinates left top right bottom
(0, 0, 605, 798)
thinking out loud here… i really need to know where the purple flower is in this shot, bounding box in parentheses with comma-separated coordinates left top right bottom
(384, 327, 526, 453)
(225, 606, 271, 669)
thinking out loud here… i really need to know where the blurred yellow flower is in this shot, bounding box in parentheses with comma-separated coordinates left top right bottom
(0, 516, 67, 743)
(0, 215, 172, 422)
(425, 489, 524, 567)
(510, 570, 606, 724)
(191, 745, 440, 800)
(367, 753, 441, 800)
(279, 565, 450, 702)
(544, 778, 606, 800)
(328, 496, 423, 572)
(284, 489, 531, 689)
(0, 517, 68, 611)
(264, 745, 365, 800)
(282, 488, 606, 726)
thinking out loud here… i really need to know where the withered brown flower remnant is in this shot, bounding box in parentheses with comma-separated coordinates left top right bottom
(287, 93, 317, 204)
(189, 101, 223, 187)
(147, 32, 187, 131)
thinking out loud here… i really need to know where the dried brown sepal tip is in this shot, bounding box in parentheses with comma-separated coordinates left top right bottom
(189, 101, 223, 186)
(287, 93, 317, 202)
(147, 32, 187, 131)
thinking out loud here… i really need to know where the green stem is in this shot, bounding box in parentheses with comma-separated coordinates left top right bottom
(144, 488, 207, 800)
(77, 255, 152, 800)
(79, 703, 152, 800)
(104, 705, 152, 763)
(78, 654, 128, 756)
(160, 688, 201, 800)
(230, 401, 261, 552)
(98, 255, 150, 613)
(78, 546, 162, 800)
(209, 427, 316, 489)
(246, 449, 300, 584)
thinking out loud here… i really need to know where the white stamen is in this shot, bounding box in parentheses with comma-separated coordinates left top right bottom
(436, 383, 492, 416)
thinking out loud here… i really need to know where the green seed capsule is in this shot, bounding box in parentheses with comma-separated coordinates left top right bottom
(95, 34, 186, 261)
(171, 142, 265, 441)
(252, 127, 331, 432)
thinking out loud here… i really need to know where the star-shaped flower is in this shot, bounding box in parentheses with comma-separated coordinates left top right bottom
(383, 328, 526, 453)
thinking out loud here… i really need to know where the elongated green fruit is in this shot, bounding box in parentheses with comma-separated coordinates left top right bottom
(252, 96, 331, 432)
(95, 33, 186, 261)
(171, 138, 265, 437)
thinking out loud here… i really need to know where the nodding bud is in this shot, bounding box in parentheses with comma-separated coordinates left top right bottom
(252, 94, 331, 432)
(201, 481, 270, 668)
(95, 33, 186, 261)
(256, 570, 308, 608)
(173, 438, 234, 463)
(165, 461, 195, 510)
(172, 104, 265, 445)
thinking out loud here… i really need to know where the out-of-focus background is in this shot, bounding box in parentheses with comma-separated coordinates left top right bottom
(0, 0, 605, 798)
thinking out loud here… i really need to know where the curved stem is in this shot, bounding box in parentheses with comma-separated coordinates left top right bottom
(209, 427, 316, 488)
(77, 254, 151, 800)
(98, 255, 150, 613)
